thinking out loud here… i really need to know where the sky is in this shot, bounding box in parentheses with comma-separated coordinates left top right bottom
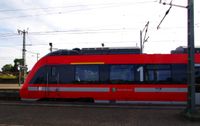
(0, 0, 200, 71)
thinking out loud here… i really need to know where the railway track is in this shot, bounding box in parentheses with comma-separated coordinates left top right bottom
(1, 102, 199, 126)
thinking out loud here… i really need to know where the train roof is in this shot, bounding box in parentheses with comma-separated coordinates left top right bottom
(46, 47, 141, 56)
(171, 46, 200, 54)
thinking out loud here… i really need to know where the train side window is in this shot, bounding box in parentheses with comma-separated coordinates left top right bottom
(51, 67, 56, 76)
(157, 70, 171, 82)
(172, 64, 187, 84)
(195, 64, 200, 92)
(99, 65, 109, 83)
(195, 65, 200, 84)
(110, 65, 134, 83)
(146, 70, 154, 82)
(144, 65, 171, 83)
(48, 66, 59, 84)
(47, 65, 75, 84)
(29, 66, 47, 84)
(75, 65, 99, 83)
(58, 65, 74, 84)
(156, 65, 171, 82)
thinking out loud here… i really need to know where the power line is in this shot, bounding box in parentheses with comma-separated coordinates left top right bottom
(0, 1, 156, 20)
(0, 0, 156, 12)
(0, 25, 192, 38)
(0, 5, 86, 12)
(28, 28, 138, 35)
(0, 44, 21, 47)
(0, 33, 18, 37)
(0, 35, 19, 38)
(0, 28, 138, 38)
(11, 40, 138, 47)
(0, 32, 17, 35)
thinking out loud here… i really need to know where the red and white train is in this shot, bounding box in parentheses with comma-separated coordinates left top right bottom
(20, 48, 200, 104)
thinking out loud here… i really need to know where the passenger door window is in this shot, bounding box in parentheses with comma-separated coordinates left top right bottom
(48, 66, 59, 84)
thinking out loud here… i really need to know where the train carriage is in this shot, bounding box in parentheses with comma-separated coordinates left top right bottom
(20, 48, 200, 104)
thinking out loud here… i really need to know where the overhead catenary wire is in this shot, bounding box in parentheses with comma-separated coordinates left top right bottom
(0, 40, 139, 47)
(0, 28, 139, 38)
(0, 0, 156, 12)
(0, 34, 19, 38)
(0, 32, 17, 35)
(0, 0, 157, 20)
(0, 25, 190, 38)
(28, 28, 138, 36)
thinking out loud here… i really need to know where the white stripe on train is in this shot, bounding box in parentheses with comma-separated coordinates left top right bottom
(28, 87, 110, 92)
(134, 87, 187, 92)
(28, 86, 187, 93)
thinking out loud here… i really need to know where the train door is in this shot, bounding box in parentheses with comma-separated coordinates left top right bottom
(109, 65, 136, 101)
(27, 65, 48, 99)
(46, 66, 60, 98)
(195, 64, 200, 105)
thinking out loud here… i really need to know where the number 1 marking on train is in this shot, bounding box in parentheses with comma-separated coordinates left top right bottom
(137, 66, 144, 82)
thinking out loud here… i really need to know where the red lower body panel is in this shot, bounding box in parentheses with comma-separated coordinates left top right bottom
(20, 84, 187, 102)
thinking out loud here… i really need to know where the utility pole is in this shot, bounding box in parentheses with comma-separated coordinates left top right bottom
(159, 0, 199, 118)
(186, 0, 196, 115)
(18, 29, 28, 83)
(140, 21, 149, 53)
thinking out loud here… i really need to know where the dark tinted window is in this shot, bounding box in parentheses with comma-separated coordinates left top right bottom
(195, 65, 200, 92)
(58, 65, 74, 84)
(156, 65, 171, 82)
(146, 70, 154, 81)
(110, 65, 134, 83)
(99, 65, 109, 83)
(195, 65, 200, 84)
(144, 65, 172, 83)
(157, 70, 171, 81)
(30, 64, 187, 85)
(48, 66, 59, 84)
(75, 65, 99, 83)
(47, 65, 74, 84)
(172, 64, 187, 83)
(30, 66, 47, 84)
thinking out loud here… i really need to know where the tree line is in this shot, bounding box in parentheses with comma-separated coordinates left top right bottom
(1, 59, 23, 74)
(0, 59, 25, 83)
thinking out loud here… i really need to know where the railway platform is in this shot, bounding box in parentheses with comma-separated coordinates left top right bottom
(0, 84, 20, 100)
(0, 83, 21, 89)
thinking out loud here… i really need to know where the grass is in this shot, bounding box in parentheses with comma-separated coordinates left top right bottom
(0, 74, 17, 79)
